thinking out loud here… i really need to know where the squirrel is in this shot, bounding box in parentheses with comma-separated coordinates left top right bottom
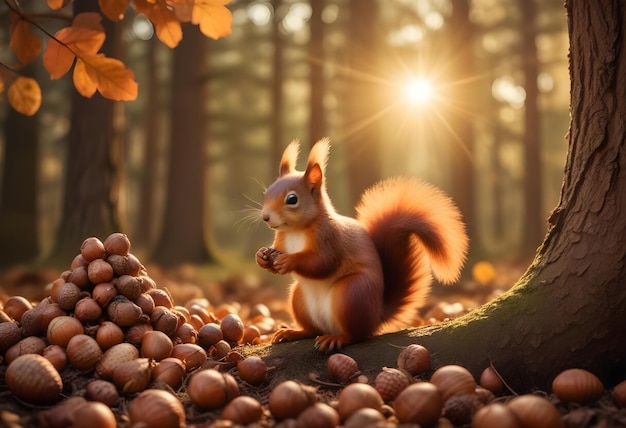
(256, 139, 468, 352)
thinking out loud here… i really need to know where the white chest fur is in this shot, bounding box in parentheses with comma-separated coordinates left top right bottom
(293, 274, 339, 334)
(283, 231, 307, 254)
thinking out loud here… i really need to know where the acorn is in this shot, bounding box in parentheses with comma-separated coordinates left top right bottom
(171, 343, 207, 372)
(374, 367, 412, 402)
(66, 334, 103, 370)
(393, 381, 443, 426)
(473, 402, 522, 428)
(103, 232, 131, 256)
(268, 380, 318, 420)
(297, 402, 341, 428)
(81, 236, 106, 261)
(3, 295, 33, 321)
(187, 369, 239, 409)
(337, 382, 384, 421)
(397, 344, 430, 375)
(47, 315, 84, 347)
(220, 313, 245, 343)
(612, 379, 626, 408)
(237, 356, 268, 385)
(5, 354, 63, 405)
(328, 353, 360, 383)
(480, 366, 505, 395)
(112, 357, 152, 393)
(128, 389, 186, 428)
(430, 364, 477, 401)
(5, 336, 46, 364)
(152, 357, 186, 389)
(86, 379, 120, 407)
(506, 394, 562, 428)
(141, 330, 174, 361)
(221, 396, 264, 425)
(96, 342, 139, 379)
(551, 368, 604, 404)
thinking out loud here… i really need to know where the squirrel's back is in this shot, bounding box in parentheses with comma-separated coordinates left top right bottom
(356, 177, 468, 331)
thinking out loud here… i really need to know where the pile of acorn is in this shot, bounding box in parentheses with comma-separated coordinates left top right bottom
(2, 233, 626, 427)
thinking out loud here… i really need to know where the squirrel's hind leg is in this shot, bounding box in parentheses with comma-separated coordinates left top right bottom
(272, 281, 319, 345)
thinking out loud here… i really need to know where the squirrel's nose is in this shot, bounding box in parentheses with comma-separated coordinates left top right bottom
(262, 213, 270, 222)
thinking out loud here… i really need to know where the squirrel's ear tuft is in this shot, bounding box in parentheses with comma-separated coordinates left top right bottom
(306, 138, 330, 176)
(279, 139, 300, 176)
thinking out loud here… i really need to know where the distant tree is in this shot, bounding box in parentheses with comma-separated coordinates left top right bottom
(0, 63, 39, 267)
(446, 0, 478, 249)
(308, 0, 326, 146)
(269, 0, 285, 174)
(51, 0, 124, 261)
(519, 0, 545, 254)
(151, 24, 214, 266)
(344, 0, 383, 206)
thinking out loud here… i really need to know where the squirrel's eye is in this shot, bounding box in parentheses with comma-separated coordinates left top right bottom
(285, 193, 298, 205)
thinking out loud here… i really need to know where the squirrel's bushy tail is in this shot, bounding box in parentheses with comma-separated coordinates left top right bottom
(356, 177, 469, 331)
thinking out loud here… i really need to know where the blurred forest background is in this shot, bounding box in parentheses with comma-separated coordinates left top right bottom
(0, 0, 570, 287)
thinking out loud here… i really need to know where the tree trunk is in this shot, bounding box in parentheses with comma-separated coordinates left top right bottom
(249, 0, 626, 393)
(151, 25, 213, 266)
(344, 0, 383, 207)
(308, 0, 325, 147)
(50, 0, 124, 262)
(269, 0, 284, 179)
(0, 64, 39, 267)
(519, 0, 546, 255)
(447, 0, 477, 249)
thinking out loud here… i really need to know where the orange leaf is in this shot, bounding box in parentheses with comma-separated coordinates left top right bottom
(8, 76, 41, 116)
(167, 0, 194, 22)
(80, 54, 138, 101)
(99, 0, 131, 21)
(73, 58, 98, 98)
(192, 0, 232, 40)
(67, 13, 105, 54)
(42, 13, 105, 79)
(136, 0, 182, 48)
(42, 37, 75, 79)
(47, 0, 66, 10)
(10, 14, 42, 65)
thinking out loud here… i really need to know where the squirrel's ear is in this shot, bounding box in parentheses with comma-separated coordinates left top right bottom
(279, 140, 300, 177)
(305, 162, 324, 187)
(306, 138, 330, 177)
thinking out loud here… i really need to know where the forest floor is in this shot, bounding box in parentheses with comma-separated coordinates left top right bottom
(0, 258, 625, 427)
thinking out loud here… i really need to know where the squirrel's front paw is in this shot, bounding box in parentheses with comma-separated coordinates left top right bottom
(256, 247, 281, 272)
(315, 334, 350, 353)
(271, 253, 293, 275)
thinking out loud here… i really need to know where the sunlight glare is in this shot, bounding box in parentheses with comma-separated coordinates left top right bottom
(405, 79, 435, 106)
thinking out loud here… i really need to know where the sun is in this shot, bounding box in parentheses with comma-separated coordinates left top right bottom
(405, 78, 435, 106)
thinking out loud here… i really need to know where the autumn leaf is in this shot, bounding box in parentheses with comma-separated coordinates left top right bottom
(135, 0, 183, 48)
(192, 0, 232, 40)
(167, 0, 194, 22)
(8, 77, 41, 116)
(79, 54, 138, 101)
(42, 37, 76, 79)
(47, 0, 66, 10)
(10, 14, 42, 65)
(43, 12, 105, 79)
(73, 58, 98, 98)
(99, 0, 131, 21)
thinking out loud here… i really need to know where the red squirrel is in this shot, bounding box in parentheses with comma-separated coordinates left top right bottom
(256, 139, 468, 352)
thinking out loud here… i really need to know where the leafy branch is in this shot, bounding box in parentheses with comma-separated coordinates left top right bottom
(0, 0, 233, 116)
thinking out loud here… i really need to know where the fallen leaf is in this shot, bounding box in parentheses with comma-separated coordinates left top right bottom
(192, 0, 232, 40)
(8, 77, 41, 116)
(10, 14, 42, 65)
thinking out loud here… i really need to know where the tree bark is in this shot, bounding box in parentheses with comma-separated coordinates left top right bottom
(248, 0, 626, 393)
(151, 25, 213, 266)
